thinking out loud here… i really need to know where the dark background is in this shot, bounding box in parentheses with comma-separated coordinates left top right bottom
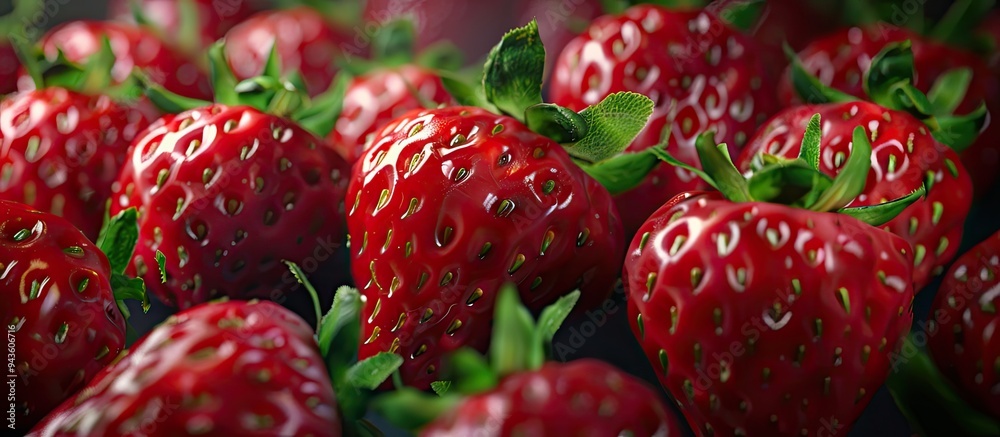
(5, 0, 999, 436)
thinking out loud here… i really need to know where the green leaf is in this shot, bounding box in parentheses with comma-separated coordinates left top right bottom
(797, 113, 822, 170)
(579, 145, 665, 195)
(96, 208, 140, 275)
(208, 41, 240, 106)
(564, 92, 654, 163)
(489, 283, 536, 376)
(932, 102, 988, 153)
(927, 68, 972, 116)
(345, 352, 404, 391)
(715, 0, 766, 33)
(110, 273, 149, 317)
(317, 286, 364, 379)
(482, 21, 546, 121)
(929, 0, 997, 46)
(285, 261, 322, 332)
(747, 162, 833, 207)
(261, 39, 283, 79)
(430, 381, 451, 396)
(176, 0, 201, 58)
(155, 251, 167, 283)
(372, 19, 417, 63)
(808, 126, 872, 212)
(371, 388, 458, 432)
(525, 103, 589, 144)
(135, 70, 211, 113)
(416, 42, 465, 72)
(694, 132, 752, 202)
(295, 71, 352, 138)
(438, 70, 496, 110)
(79, 36, 115, 93)
(650, 146, 716, 189)
(839, 186, 924, 227)
(9, 36, 44, 89)
(785, 43, 857, 105)
(447, 348, 499, 394)
(887, 335, 1000, 436)
(530, 291, 580, 369)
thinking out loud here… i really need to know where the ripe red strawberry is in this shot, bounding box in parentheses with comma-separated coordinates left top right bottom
(1, 43, 18, 95)
(108, 0, 256, 59)
(29, 286, 402, 437)
(751, 42, 980, 290)
(424, 359, 682, 436)
(627, 126, 917, 435)
(0, 87, 150, 241)
(928, 230, 1000, 418)
(1, 201, 147, 432)
(223, 7, 355, 97)
(778, 24, 1000, 195)
(348, 105, 624, 388)
(111, 104, 350, 309)
(376, 285, 686, 436)
(30, 21, 211, 100)
(329, 64, 454, 163)
(550, 4, 777, 236)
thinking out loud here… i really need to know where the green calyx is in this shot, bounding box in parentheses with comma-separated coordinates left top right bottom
(95, 207, 160, 325)
(656, 113, 924, 226)
(463, 20, 655, 194)
(788, 41, 987, 153)
(0, 0, 43, 46)
(136, 40, 347, 138)
(284, 265, 403, 437)
(887, 335, 1000, 436)
(336, 18, 465, 76)
(12, 34, 144, 101)
(372, 284, 581, 432)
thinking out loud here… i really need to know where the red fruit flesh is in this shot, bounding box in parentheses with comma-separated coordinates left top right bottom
(108, 0, 256, 55)
(329, 65, 454, 163)
(779, 25, 1000, 196)
(224, 7, 354, 97)
(110, 105, 351, 310)
(348, 106, 623, 389)
(550, 5, 777, 236)
(422, 359, 684, 436)
(928, 230, 1000, 418)
(626, 191, 915, 436)
(0, 43, 18, 94)
(33, 21, 212, 100)
(28, 300, 340, 437)
(736, 102, 972, 290)
(1, 88, 150, 240)
(0, 200, 126, 431)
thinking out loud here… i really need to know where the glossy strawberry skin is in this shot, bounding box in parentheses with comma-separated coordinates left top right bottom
(108, 0, 257, 55)
(928, 230, 1000, 418)
(626, 191, 915, 436)
(110, 105, 351, 310)
(422, 359, 683, 436)
(1, 88, 150, 240)
(348, 106, 623, 389)
(28, 300, 340, 437)
(32, 21, 211, 100)
(1, 200, 126, 432)
(550, 4, 777, 236)
(736, 102, 972, 290)
(224, 7, 354, 97)
(778, 25, 1000, 196)
(329, 65, 454, 163)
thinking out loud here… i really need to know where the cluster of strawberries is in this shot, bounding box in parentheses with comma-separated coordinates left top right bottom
(2, 0, 1000, 436)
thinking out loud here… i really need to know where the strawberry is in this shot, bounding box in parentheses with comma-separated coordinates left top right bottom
(2, 39, 153, 241)
(29, 286, 403, 436)
(30, 21, 211, 101)
(627, 121, 918, 435)
(347, 21, 657, 389)
(549, 4, 777, 236)
(0, 43, 17, 94)
(108, 0, 256, 61)
(751, 42, 980, 290)
(0, 1, 43, 95)
(2, 202, 149, 432)
(112, 45, 352, 314)
(223, 7, 356, 97)
(514, 0, 601, 78)
(376, 285, 686, 436)
(778, 24, 1000, 196)
(927, 230, 1000, 418)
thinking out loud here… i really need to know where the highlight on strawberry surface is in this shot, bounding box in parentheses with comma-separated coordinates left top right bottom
(2, 1, 999, 436)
